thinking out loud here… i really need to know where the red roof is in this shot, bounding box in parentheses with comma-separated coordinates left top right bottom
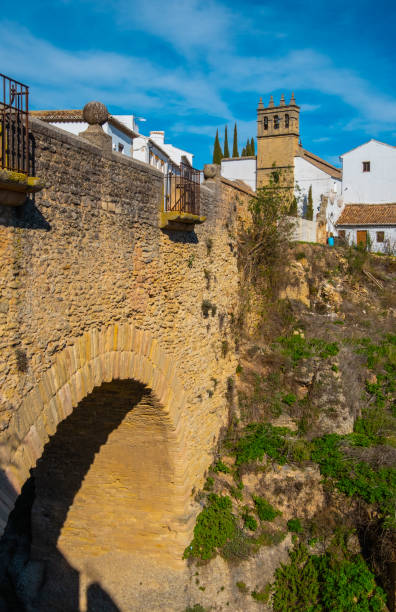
(336, 204, 396, 226)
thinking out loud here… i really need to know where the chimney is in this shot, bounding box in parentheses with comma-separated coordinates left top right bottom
(150, 131, 165, 145)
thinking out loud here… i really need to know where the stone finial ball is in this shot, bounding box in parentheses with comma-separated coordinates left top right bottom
(82, 101, 109, 126)
(203, 164, 220, 179)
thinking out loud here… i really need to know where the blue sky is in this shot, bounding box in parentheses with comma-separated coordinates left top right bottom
(1, 0, 395, 169)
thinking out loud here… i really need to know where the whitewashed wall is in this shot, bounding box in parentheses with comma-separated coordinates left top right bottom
(294, 156, 341, 229)
(337, 226, 396, 254)
(221, 157, 256, 191)
(290, 217, 317, 243)
(341, 140, 396, 204)
(49, 121, 133, 156)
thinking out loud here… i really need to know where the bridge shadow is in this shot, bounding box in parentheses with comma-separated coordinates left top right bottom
(161, 228, 199, 244)
(0, 197, 51, 231)
(0, 379, 151, 611)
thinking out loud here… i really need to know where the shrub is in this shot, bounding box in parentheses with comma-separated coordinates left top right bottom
(253, 496, 282, 522)
(251, 584, 271, 602)
(233, 422, 292, 466)
(183, 494, 236, 561)
(242, 508, 258, 531)
(282, 392, 297, 406)
(212, 460, 231, 474)
(236, 581, 249, 593)
(287, 518, 303, 533)
(201, 299, 217, 318)
(273, 545, 387, 612)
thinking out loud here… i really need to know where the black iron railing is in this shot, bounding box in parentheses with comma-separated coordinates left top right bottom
(0, 73, 29, 174)
(165, 161, 200, 215)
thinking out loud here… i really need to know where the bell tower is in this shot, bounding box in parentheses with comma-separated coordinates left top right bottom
(256, 93, 300, 187)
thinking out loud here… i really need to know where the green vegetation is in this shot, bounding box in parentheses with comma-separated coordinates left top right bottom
(305, 185, 313, 220)
(242, 508, 258, 531)
(276, 334, 339, 365)
(287, 518, 303, 533)
(183, 494, 236, 561)
(311, 434, 396, 525)
(221, 340, 229, 358)
(223, 125, 230, 158)
(203, 476, 214, 491)
(251, 584, 271, 602)
(212, 128, 223, 164)
(232, 123, 239, 157)
(253, 496, 281, 522)
(233, 423, 291, 466)
(236, 581, 248, 593)
(272, 544, 387, 612)
(185, 606, 206, 612)
(212, 460, 231, 474)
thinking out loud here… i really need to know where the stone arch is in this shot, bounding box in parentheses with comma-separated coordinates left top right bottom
(0, 324, 191, 541)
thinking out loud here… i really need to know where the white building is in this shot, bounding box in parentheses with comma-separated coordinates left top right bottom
(221, 156, 256, 191)
(294, 148, 342, 233)
(30, 110, 139, 156)
(340, 139, 396, 204)
(335, 139, 396, 252)
(31, 111, 194, 175)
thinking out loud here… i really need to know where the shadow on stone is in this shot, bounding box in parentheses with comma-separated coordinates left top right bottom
(0, 380, 148, 611)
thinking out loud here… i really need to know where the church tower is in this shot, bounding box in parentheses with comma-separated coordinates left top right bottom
(256, 93, 300, 187)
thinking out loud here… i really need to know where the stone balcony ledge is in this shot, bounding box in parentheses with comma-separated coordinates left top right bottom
(0, 169, 44, 206)
(159, 210, 206, 231)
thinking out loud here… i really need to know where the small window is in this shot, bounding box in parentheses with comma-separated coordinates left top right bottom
(362, 161, 370, 172)
(118, 143, 124, 153)
(285, 113, 289, 128)
(274, 115, 280, 129)
(376, 231, 384, 243)
(264, 117, 268, 130)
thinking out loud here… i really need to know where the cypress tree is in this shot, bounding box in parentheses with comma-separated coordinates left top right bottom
(213, 129, 223, 165)
(241, 147, 246, 157)
(245, 138, 250, 156)
(232, 123, 239, 157)
(223, 126, 230, 158)
(306, 185, 314, 220)
(289, 196, 298, 217)
(250, 137, 255, 156)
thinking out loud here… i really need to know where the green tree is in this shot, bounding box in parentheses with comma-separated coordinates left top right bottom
(288, 196, 298, 217)
(213, 129, 223, 165)
(232, 123, 239, 157)
(305, 185, 314, 220)
(241, 147, 246, 157)
(250, 138, 255, 156)
(223, 126, 230, 158)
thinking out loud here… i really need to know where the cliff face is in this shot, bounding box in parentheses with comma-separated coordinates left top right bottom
(184, 245, 396, 612)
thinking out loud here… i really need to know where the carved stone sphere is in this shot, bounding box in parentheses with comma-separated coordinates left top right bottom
(203, 164, 220, 179)
(82, 101, 109, 126)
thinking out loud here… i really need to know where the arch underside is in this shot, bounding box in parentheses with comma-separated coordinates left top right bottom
(0, 325, 193, 543)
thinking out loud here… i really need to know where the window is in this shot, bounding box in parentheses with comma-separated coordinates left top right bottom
(274, 115, 280, 129)
(264, 117, 268, 130)
(285, 113, 289, 128)
(376, 231, 384, 243)
(118, 143, 124, 153)
(362, 161, 370, 172)
(338, 230, 346, 240)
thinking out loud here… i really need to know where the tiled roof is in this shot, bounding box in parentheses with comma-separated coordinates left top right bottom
(30, 109, 139, 139)
(300, 148, 342, 180)
(336, 204, 396, 226)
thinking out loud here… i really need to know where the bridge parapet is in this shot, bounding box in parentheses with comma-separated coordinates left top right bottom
(0, 115, 252, 548)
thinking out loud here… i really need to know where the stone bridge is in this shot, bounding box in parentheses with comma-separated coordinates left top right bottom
(0, 117, 252, 610)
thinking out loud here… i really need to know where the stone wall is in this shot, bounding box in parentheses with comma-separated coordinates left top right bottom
(0, 118, 253, 608)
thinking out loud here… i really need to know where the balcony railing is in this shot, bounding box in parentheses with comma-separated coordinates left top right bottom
(164, 161, 201, 215)
(0, 73, 30, 174)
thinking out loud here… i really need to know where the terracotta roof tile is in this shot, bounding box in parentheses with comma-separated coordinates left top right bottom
(336, 204, 396, 226)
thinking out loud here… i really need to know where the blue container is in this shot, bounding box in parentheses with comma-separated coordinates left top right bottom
(328, 236, 335, 247)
